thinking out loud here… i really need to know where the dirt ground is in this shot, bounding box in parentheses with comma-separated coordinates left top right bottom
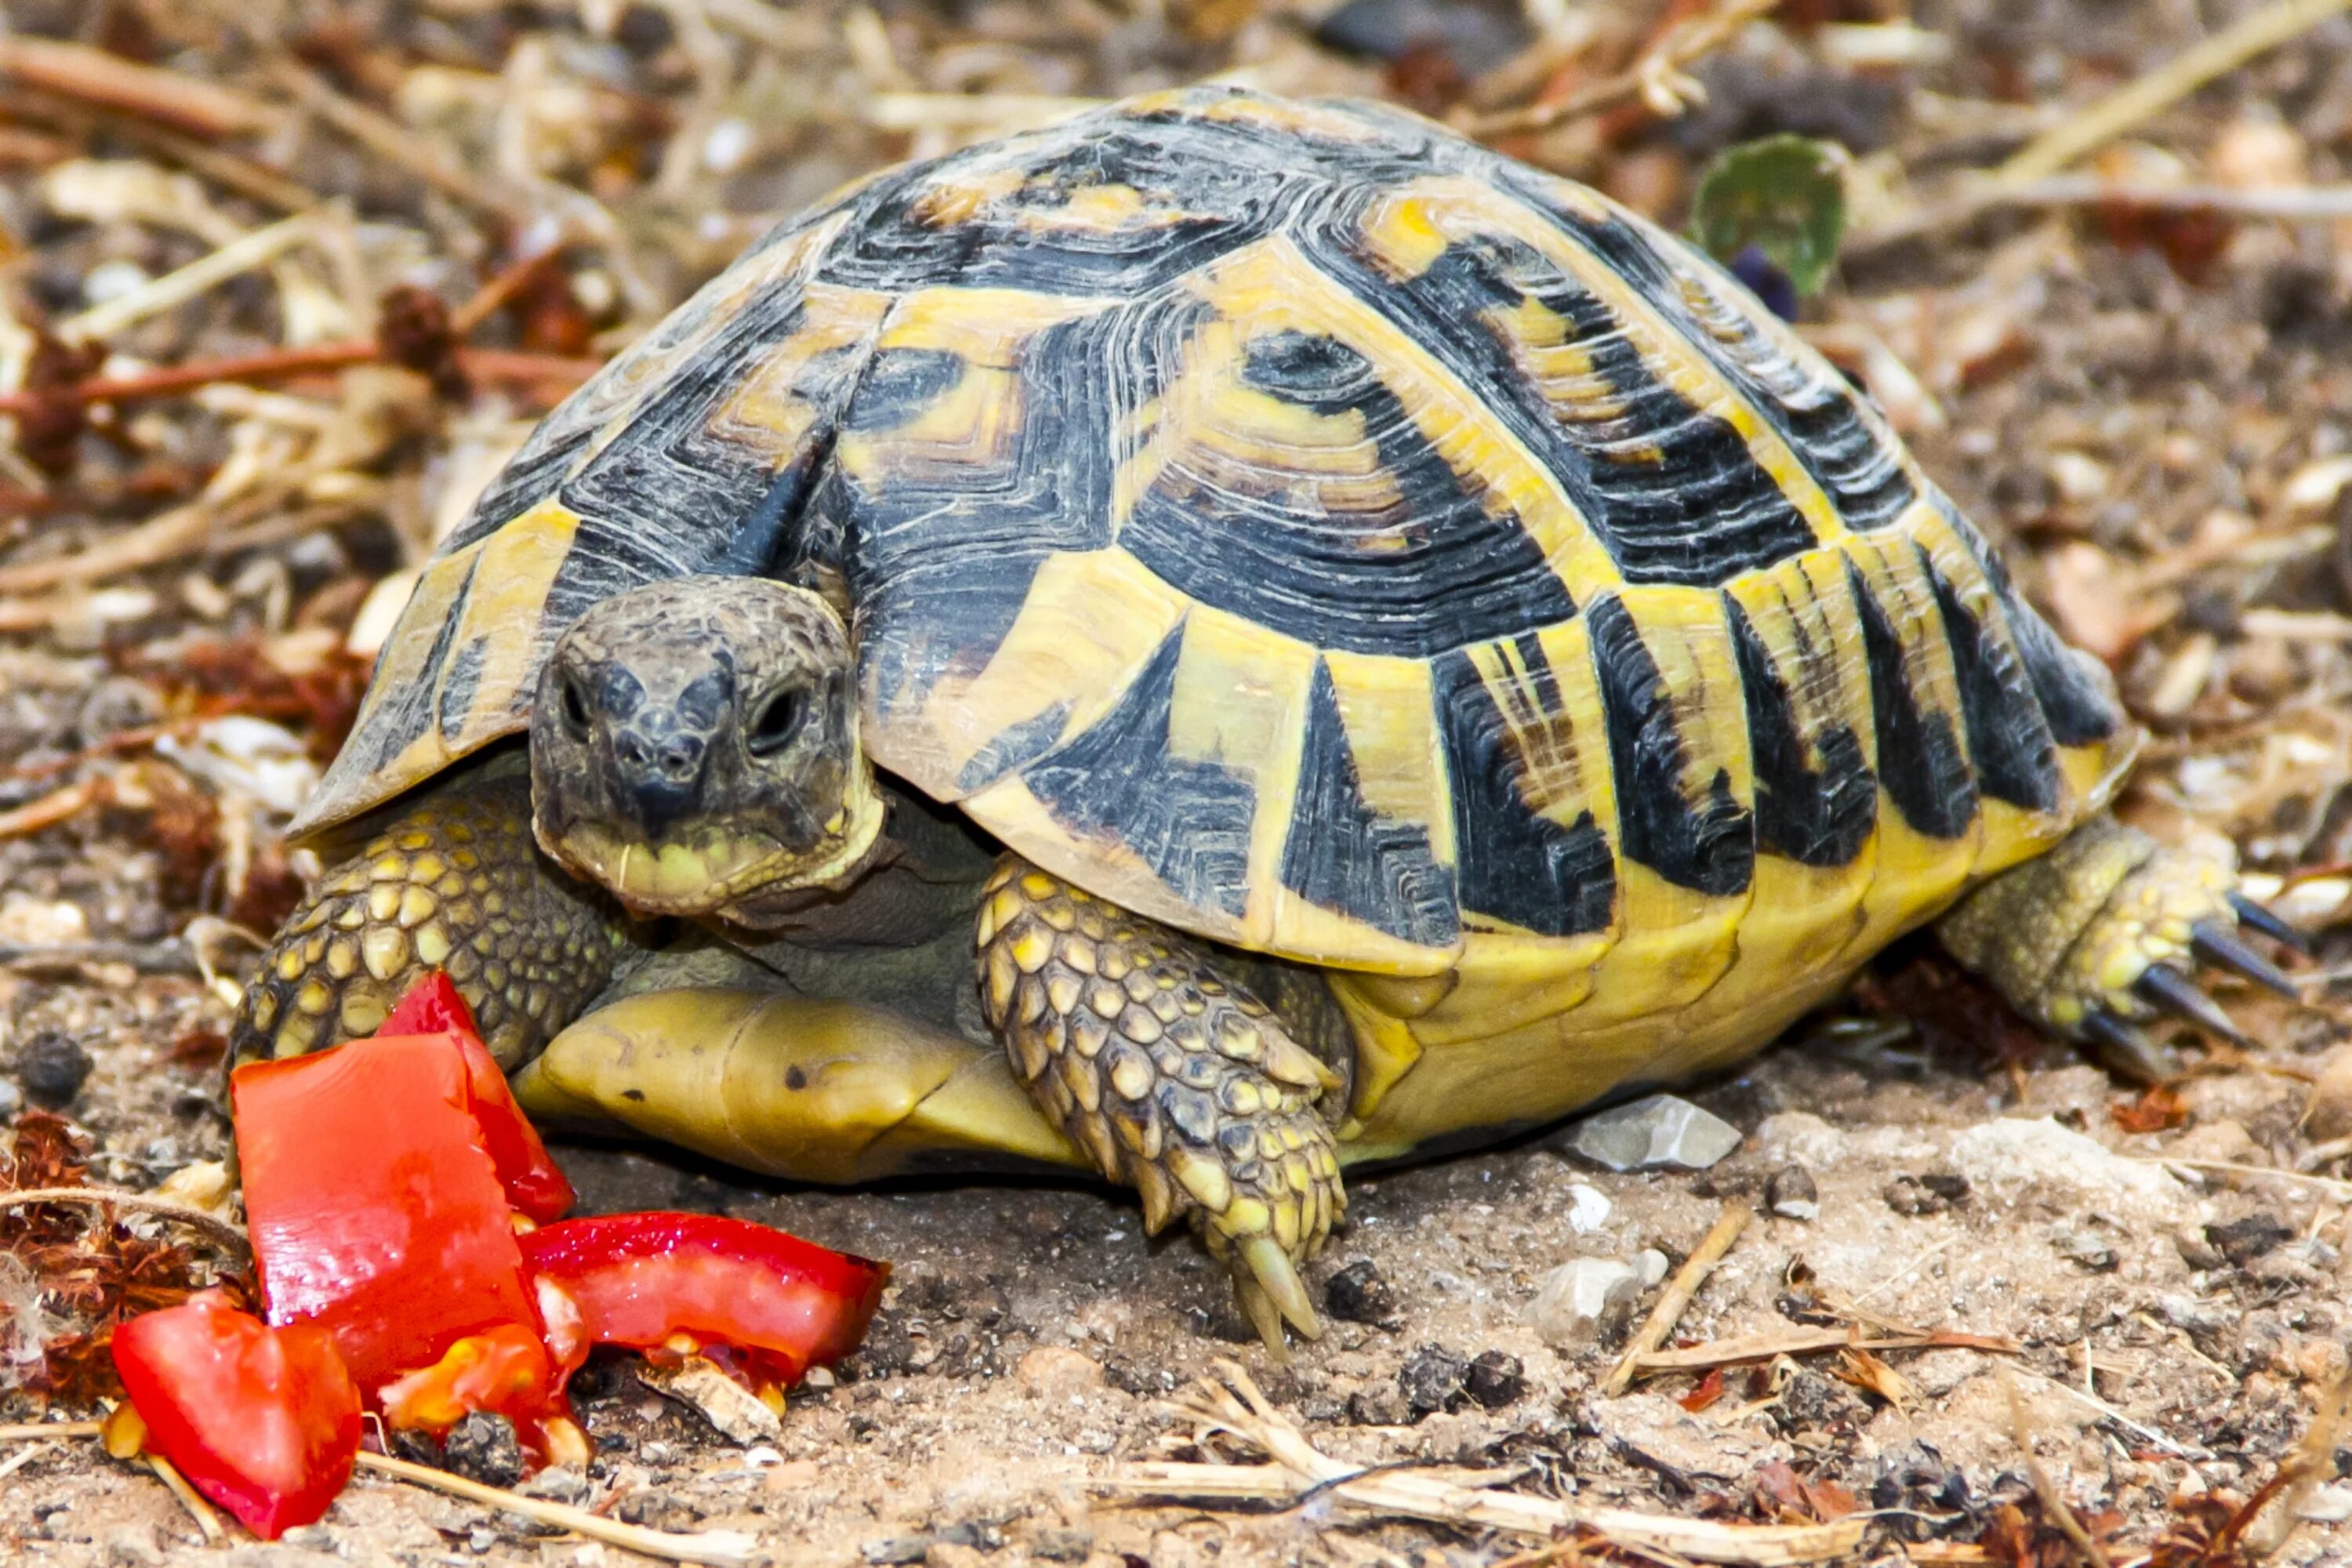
(7, 1, 2352, 1564)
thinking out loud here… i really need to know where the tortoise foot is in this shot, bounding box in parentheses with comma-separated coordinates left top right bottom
(230, 774, 626, 1071)
(975, 858, 1345, 1350)
(1936, 818, 2303, 1077)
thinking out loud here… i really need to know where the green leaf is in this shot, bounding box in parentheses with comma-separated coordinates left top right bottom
(1689, 135, 1850, 299)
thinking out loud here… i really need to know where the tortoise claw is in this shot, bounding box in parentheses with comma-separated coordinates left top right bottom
(2192, 920, 2301, 999)
(1237, 1234, 1320, 1346)
(2227, 894, 2311, 956)
(2132, 964, 2252, 1047)
(2079, 1009, 2171, 1085)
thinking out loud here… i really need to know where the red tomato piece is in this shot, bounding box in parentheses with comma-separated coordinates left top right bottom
(233, 1036, 543, 1399)
(521, 1214, 887, 1382)
(111, 1290, 361, 1541)
(377, 1323, 557, 1434)
(382, 971, 575, 1223)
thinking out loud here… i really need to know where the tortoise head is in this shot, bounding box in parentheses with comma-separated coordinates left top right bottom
(529, 575, 886, 924)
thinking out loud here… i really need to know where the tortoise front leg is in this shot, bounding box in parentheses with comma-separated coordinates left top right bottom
(975, 857, 1347, 1349)
(230, 774, 630, 1070)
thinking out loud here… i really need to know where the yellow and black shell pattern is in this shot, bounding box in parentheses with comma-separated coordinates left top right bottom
(303, 86, 2134, 996)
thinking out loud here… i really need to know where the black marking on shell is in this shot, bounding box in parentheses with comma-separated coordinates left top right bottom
(1020, 626, 1254, 917)
(558, 296, 845, 568)
(1725, 595, 1875, 867)
(846, 303, 1134, 719)
(818, 122, 1293, 297)
(446, 251, 756, 553)
(1933, 493, 2119, 747)
(955, 701, 1073, 796)
(1122, 327, 1577, 659)
(1846, 561, 1976, 839)
(1506, 187, 1918, 533)
(841, 347, 968, 434)
(1919, 546, 2063, 813)
(437, 635, 488, 746)
(1278, 659, 1457, 946)
(1430, 644, 1615, 937)
(1587, 595, 1755, 897)
(1306, 215, 1820, 588)
(369, 551, 475, 764)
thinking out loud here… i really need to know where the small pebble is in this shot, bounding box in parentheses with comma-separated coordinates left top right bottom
(1882, 1172, 1969, 1216)
(1324, 1258, 1397, 1325)
(862, 1537, 931, 1566)
(440, 1411, 526, 1490)
(1528, 1258, 1641, 1348)
(2052, 1225, 2118, 1272)
(1465, 1349, 1525, 1408)
(1566, 1094, 1742, 1172)
(1398, 1344, 1468, 1417)
(1633, 1248, 1670, 1289)
(516, 1466, 590, 1506)
(16, 1029, 93, 1110)
(1032, 1527, 1093, 1562)
(1348, 1379, 1410, 1425)
(2206, 1214, 2294, 1269)
(1765, 1163, 1819, 1221)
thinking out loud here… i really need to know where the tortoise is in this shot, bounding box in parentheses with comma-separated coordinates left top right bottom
(232, 86, 2301, 1347)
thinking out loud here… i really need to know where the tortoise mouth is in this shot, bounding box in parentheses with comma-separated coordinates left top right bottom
(543, 810, 882, 922)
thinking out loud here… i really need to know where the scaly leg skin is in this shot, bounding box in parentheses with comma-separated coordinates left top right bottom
(975, 858, 1347, 1352)
(1936, 816, 2302, 1074)
(230, 774, 631, 1071)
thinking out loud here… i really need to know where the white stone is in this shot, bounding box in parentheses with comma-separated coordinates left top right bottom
(1633, 1249, 1670, 1288)
(1528, 1258, 1642, 1348)
(1565, 1183, 1613, 1233)
(1567, 1094, 1742, 1172)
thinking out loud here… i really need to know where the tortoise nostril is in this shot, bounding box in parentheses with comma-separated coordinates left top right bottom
(659, 742, 699, 777)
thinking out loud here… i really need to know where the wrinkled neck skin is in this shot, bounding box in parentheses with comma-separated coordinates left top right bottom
(723, 779, 1000, 947)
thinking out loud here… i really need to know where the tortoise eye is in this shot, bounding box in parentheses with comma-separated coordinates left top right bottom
(746, 688, 808, 757)
(559, 674, 593, 742)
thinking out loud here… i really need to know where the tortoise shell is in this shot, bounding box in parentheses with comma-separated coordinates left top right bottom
(302, 86, 2133, 978)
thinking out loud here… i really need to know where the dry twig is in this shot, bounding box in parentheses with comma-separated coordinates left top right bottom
(1104, 1361, 1865, 1565)
(354, 1451, 759, 1565)
(1463, 0, 1779, 139)
(0, 1188, 249, 1258)
(1994, 1360, 2114, 1568)
(1604, 1201, 1750, 1396)
(1628, 1326, 2020, 1377)
(0, 37, 277, 140)
(1998, 0, 2352, 183)
(147, 1452, 224, 1544)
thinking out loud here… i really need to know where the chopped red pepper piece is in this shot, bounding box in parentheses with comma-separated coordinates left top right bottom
(378, 968, 477, 1036)
(521, 1213, 887, 1384)
(233, 1035, 544, 1399)
(111, 1290, 360, 1541)
(382, 971, 575, 1223)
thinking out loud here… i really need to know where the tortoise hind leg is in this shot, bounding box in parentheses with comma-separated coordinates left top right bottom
(975, 857, 1348, 1350)
(230, 773, 630, 1070)
(1936, 817, 2302, 1074)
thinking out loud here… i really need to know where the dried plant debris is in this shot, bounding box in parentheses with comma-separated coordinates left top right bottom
(1, 1112, 243, 1406)
(2, 0, 2352, 1560)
